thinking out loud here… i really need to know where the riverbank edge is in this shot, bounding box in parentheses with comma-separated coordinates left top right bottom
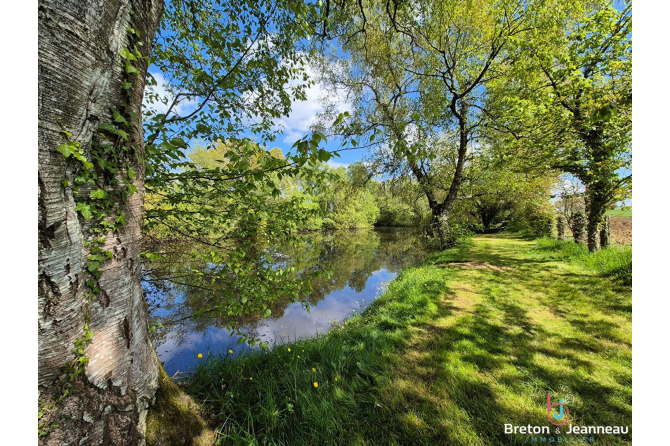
(175, 241, 473, 443)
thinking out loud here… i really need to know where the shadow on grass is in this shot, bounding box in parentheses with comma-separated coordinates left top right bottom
(371, 238, 631, 445)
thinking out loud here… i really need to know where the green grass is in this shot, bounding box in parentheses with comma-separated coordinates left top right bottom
(532, 238, 632, 285)
(606, 207, 632, 217)
(184, 235, 632, 445)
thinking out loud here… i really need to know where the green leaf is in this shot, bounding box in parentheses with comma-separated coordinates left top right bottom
(120, 48, 137, 62)
(112, 109, 128, 125)
(74, 203, 93, 220)
(99, 123, 129, 141)
(170, 137, 187, 148)
(90, 189, 107, 199)
(86, 260, 101, 273)
(57, 141, 79, 158)
(195, 123, 210, 134)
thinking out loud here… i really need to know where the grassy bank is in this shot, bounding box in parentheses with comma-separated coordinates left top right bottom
(184, 235, 632, 445)
(532, 238, 632, 285)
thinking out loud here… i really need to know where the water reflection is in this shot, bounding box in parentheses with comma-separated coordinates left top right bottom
(143, 228, 429, 376)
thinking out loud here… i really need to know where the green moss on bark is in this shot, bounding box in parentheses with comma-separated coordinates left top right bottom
(146, 360, 214, 446)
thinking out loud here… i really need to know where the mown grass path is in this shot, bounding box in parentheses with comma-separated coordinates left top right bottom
(186, 235, 632, 445)
(377, 235, 632, 445)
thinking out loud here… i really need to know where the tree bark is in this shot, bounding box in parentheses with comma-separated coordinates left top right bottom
(584, 182, 607, 252)
(39, 0, 163, 444)
(411, 100, 469, 249)
(599, 215, 611, 249)
(571, 211, 586, 244)
(556, 215, 565, 240)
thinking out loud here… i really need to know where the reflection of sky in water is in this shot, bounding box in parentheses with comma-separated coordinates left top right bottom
(156, 269, 396, 376)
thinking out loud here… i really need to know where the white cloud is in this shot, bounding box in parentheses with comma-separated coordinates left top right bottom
(276, 65, 351, 145)
(326, 160, 349, 169)
(143, 60, 351, 148)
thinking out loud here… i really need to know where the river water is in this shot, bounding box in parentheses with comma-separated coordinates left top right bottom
(143, 228, 430, 376)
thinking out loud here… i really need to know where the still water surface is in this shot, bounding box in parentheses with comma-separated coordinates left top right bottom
(144, 228, 430, 376)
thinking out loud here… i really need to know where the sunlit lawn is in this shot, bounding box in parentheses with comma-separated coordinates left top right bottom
(185, 235, 632, 445)
(606, 208, 632, 217)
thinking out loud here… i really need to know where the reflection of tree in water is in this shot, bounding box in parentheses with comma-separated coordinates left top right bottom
(144, 228, 429, 347)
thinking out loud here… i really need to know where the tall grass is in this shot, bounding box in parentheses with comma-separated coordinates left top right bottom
(533, 238, 632, 285)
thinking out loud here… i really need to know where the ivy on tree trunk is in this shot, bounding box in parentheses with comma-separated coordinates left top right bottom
(38, 0, 163, 443)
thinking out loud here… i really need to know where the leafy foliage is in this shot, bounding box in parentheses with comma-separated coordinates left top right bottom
(315, 0, 541, 248)
(489, 0, 632, 250)
(139, 0, 355, 331)
(455, 150, 558, 235)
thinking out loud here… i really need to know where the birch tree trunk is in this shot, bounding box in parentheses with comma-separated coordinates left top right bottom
(39, 0, 163, 444)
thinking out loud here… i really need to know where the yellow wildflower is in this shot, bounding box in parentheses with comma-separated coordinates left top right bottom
(288, 348, 291, 352)
(228, 349, 233, 354)
(313, 382, 318, 388)
(250, 377, 253, 380)
(197, 353, 203, 358)
(312, 368, 316, 372)
(297, 355, 301, 359)
(334, 377, 338, 381)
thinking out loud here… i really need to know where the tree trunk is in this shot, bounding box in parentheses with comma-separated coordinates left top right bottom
(556, 215, 565, 240)
(39, 1, 163, 444)
(571, 211, 586, 244)
(429, 208, 444, 247)
(479, 206, 498, 230)
(599, 215, 611, 249)
(419, 100, 469, 250)
(430, 208, 457, 249)
(584, 184, 607, 252)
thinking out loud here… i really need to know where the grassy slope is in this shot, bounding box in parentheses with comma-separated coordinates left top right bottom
(186, 235, 632, 445)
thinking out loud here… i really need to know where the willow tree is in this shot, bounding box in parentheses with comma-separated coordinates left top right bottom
(316, 0, 530, 247)
(38, 0, 327, 443)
